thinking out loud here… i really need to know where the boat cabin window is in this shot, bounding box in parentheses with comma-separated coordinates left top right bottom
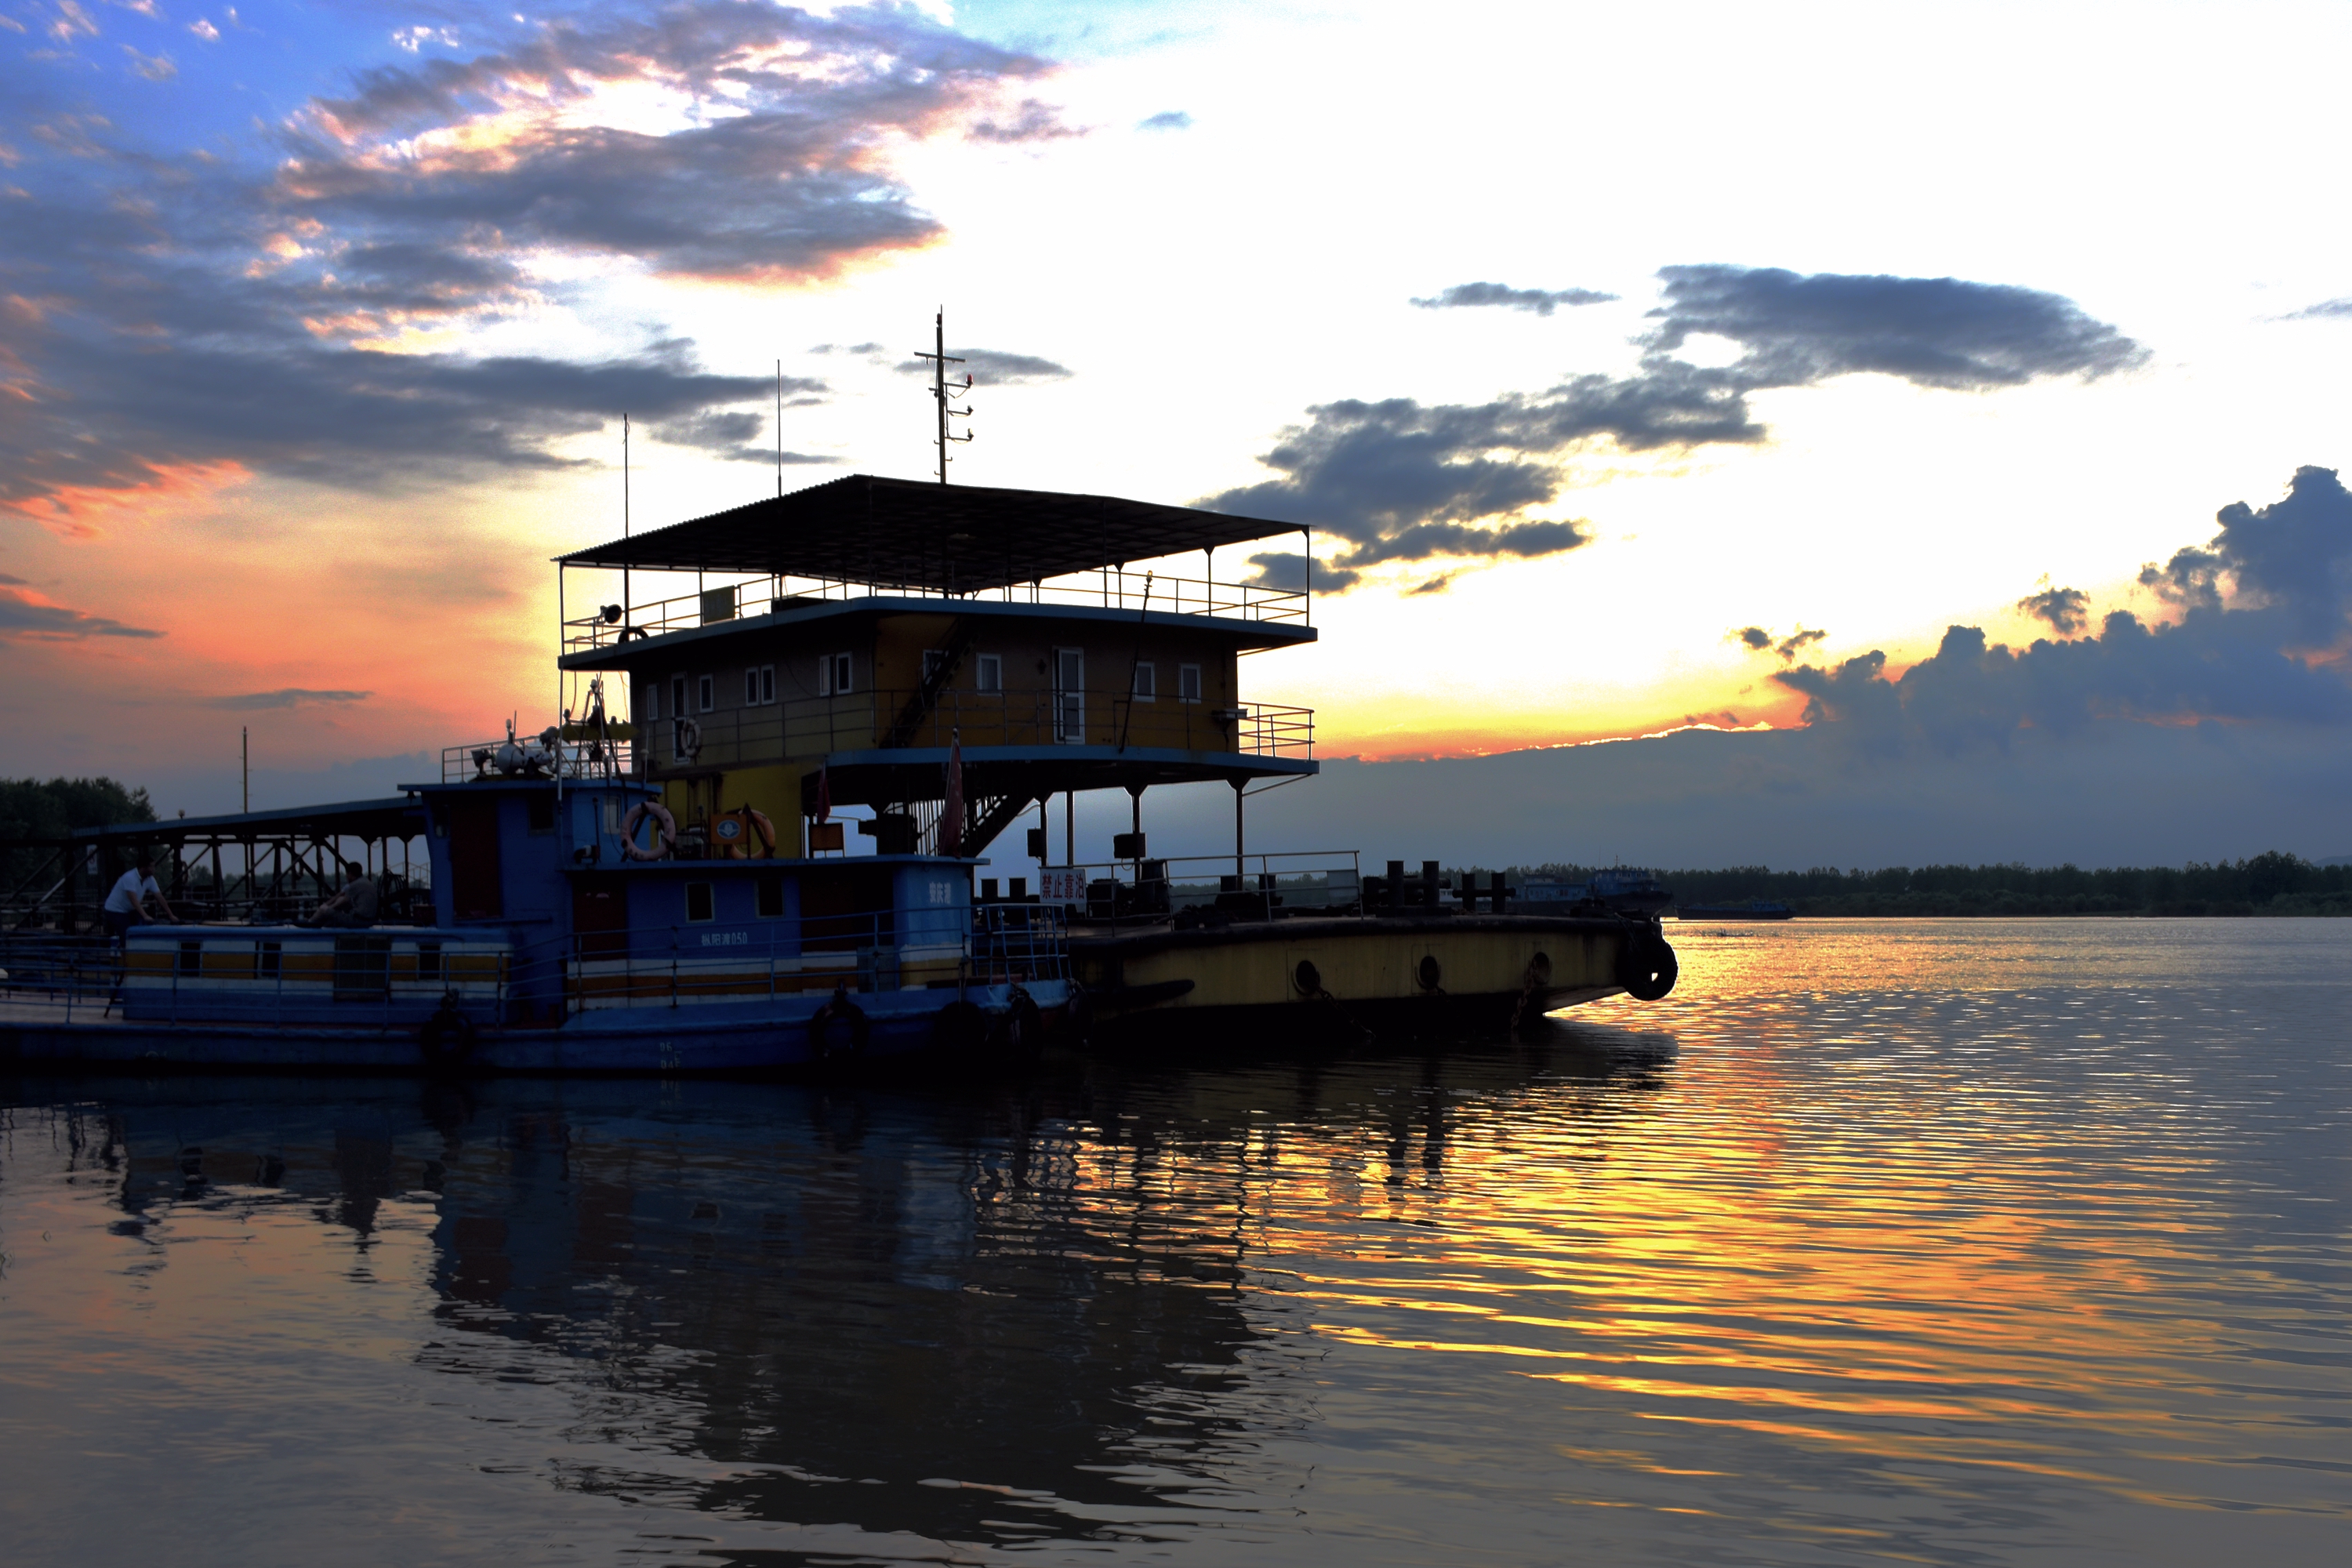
(756, 874, 784, 919)
(1178, 663, 1203, 702)
(642, 681, 659, 720)
(696, 674, 715, 713)
(818, 652, 854, 695)
(527, 793, 556, 835)
(975, 653, 1002, 693)
(670, 675, 687, 722)
(685, 882, 714, 923)
(1054, 648, 1084, 742)
(744, 665, 775, 706)
(1131, 661, 1156, 702)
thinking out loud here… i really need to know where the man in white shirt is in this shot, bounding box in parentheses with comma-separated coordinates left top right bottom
(103, 851, 176, 941)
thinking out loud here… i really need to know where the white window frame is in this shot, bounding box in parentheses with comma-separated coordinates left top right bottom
(759, 664, 775, 704)
(644, 682, 661, 720)
(975, 652, 1002, 693)
(697, 673, 715, 713)
(1178, 663, 1203, 703)
(744, 666, 761, 706)
(1131, 661, 1156, 702)
(818, 652, 852, 696)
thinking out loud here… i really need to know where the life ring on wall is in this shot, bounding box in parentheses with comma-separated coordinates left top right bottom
(675, 717, 702, 761)
(619, 798, 677, 862)
(713, 806, 776, 859)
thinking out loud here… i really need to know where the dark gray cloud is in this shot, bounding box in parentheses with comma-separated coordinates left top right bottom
(896, 348, 1073, 384)
(207, 688, 372, 710)
(2017, 586, 2090, 634)
(1647, 264, 2147, 390)
(2205, 465, 2352, 644)
(1778, 468, 2352, 755)
(1137, 111, 1191, 131)
(0, 2, 1062, 518)
(284, 3, 1064, 280)
(1214, 265, 2138, 592)
(1737, 625, 1828, 662)
(0, 580, 165, 638)
(1411, 281, 1619, 316)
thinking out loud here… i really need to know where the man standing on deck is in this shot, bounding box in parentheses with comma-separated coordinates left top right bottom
(102, 851, 176, 943)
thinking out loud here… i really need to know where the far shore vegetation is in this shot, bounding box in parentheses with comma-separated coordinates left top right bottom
(1494, 852, 2352, 918)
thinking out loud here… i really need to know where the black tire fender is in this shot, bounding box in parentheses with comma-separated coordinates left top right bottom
(811, 985, 870, 1058)
(1617, 927, 1679, 1002)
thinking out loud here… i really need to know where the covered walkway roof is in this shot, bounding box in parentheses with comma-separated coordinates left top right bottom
(555, 474, 1308, 593)
(74, 797, 426, 844)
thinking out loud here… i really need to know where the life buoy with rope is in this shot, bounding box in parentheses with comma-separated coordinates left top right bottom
(810, 981, 869, 1059)
(674, 717, 702, 762)
(617, 625, 649, 641)
(418, 990, 477, 1071)
(711, 806, 776, 859)
(1617, 925, 1679, 1002)
(619, 798, 677, 862)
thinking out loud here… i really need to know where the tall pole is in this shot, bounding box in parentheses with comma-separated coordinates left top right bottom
(241, 726, 249, 814)
(776, 360, 783, 497)
(1232, 778, 1246, 884)
(622, 412, 631, 622)
(934, 312, 948, 483)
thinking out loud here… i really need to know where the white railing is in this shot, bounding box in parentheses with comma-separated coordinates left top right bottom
(562, 568, 1307, 653)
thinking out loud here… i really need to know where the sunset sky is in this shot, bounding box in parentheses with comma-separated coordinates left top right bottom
(5, 0, 2350, 853)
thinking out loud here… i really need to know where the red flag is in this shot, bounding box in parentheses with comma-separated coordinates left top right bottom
(813, 765, 830, 825)
(940, 730, 964, 857)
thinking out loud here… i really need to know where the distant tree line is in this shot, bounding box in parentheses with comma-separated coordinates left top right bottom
(2, 776, 156, 895)
(1480, 851, 2352, 917)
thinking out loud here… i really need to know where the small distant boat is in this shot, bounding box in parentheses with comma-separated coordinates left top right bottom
(1513, 869, 1674, 918)
(1676, 900, 1794, 921)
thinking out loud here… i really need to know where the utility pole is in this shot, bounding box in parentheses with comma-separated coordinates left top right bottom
(914, 309, 971, 483)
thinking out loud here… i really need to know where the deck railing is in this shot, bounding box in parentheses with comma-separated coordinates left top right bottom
(561, 568, 1307, 653)
(0, 901, 1071, 1031)
(441, 735, 638, 784)
(625, 686, 1311, 769)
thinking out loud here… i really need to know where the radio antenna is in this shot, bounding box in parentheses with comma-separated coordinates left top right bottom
(775, 360, 783, 497)
(914, 307, 971, 484)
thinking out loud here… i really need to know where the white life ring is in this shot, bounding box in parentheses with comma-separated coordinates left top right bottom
(675, 717, 702, 760)
(619, 799, 677, 861)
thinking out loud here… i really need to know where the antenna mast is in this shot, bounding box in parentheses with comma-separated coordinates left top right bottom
(775, 360, 783, 497)
(914, 308, 971, 484)
(622, 412, 631, 620)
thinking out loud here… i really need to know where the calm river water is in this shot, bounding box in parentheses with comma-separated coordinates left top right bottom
(3, 919, 2347, 1566)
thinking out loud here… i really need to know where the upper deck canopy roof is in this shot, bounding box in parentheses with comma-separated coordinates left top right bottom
(556, 474, 1306, 592)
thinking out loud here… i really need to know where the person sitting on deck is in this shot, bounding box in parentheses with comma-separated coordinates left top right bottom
(306, 862, 379, 928)
(102, 851, 176, 943)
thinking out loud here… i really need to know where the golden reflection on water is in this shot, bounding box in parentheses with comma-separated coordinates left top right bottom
(2, 920, 2348, 1565)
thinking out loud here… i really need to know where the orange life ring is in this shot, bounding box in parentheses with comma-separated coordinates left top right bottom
(712, 805, 777, 859)
(619, 799, 677, 861)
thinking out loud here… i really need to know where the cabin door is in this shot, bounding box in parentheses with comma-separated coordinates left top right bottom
(1054, 648, 1085, 743)
(572, 874, 628, 960)
(445, 796, 503, 920)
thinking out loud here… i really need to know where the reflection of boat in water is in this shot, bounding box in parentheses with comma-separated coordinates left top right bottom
(1677, 899, 1795, 921)
(33, 1032, 1675, 1548)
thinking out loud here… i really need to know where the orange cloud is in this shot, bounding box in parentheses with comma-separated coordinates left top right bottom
(1, 460, 251, 538)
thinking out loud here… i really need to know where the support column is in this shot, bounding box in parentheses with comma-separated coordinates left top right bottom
(1232, 777, 1246, 883)
(1064, 790, 1075, 868)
